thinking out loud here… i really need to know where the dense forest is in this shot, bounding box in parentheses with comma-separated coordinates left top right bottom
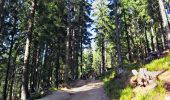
(0, 0, 170, 100)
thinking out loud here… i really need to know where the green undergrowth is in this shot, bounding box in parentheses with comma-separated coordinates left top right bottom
(102, 71, 166, 100)
(49, 87, 60, 91)
(102, 54, 170, 100)
(101, 70, 130, 100)
(144, 54, 170, 71)
(132, 81, 166, 100)
(30, 93, 42, 100)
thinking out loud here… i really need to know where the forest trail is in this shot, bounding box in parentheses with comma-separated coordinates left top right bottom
(38, 80, 110, 100)
(158, 71, 170, 100)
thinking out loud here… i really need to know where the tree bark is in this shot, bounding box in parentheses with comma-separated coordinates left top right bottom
(71, 29, 75, 80)
(3, 32, 15, 100)
(64, 0, 71, 83)
(30, 41, 38, 93)
(101, 35, 105, 74)
(123, 10, 131, 61)
(21, 0, 36, 99)
(80, 27, 83, 75)
(55, 53, 60, 87)
(0, 0, 5, 33)
(158, 0, 170, 49)
(150, 26, 155, 52)
(9, 50, 18, 100)
(114, 2, 123, 68)
(144, 26, 150, 55)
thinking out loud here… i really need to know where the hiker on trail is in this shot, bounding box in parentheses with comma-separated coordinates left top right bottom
(82, 71, 88, 80)
(92, 71, 97, 80)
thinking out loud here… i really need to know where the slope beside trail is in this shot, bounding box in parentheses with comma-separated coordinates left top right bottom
(38, 80, 110, 100)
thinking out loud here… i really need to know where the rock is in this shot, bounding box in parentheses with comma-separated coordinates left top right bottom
(130, 68, 158, 87)
(132, 70, 138, 76)
(130, 76, 138, 87)
(133, 82, 157, 94)
(139, 68, 147, 77)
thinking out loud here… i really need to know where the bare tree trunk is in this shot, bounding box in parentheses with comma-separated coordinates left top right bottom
(101, 35, 105, 74)
(55, 39, 60, 87)
(75, 50, 79, 79)
(55, 53, 60, 87)
(3, 9, 18, 98)
(3, 32, 15, 100)
(160, 23, 166, 50)
(71, 29, 75, 80)
(30, 41, 38, 93)
(154, 26, 159, 52)
(0, 0, 5, 33)
(65, 1, 70, 83)
(150, 26, 155, 52)
(123, 10, 131, 61)
(80, 27, 83, 75)
(74, 29, 79, 79)
(21, 0, 36, 99)
(115, 2, 123, 68)
(41, 42, 48, 89)
(33, 45, 40, 91)
(144, 26, 150, 55)
(9, 50, 18, 100)
(158, 0, 170, 49)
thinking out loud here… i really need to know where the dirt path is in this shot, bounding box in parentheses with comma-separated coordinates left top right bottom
(38, 80, 110, 100)
(158, 71, 170, 100)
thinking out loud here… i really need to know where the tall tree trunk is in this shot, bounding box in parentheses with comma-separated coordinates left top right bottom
(101, 35, 105, 74)
(65, 27, 71, 83)
(21, 0, 36, 99)
(74, 29, 79, 79)
(144, 26, 150, 55)
(80, 27, 83, 76)
(115, 2, 123, 68)
(150, 26, 155, 52)
(71, 29, 75, 80)
(9, 50, 18, 100)
(75, 49, 79, 79)
(64, 0, 71, 83)
(55, 39, 60, 87)
(3, 32, 15, 100)
(123, 10, 131, 61)
(41, 42, 48, 89)
(154, 26, 159, 52)
(158, 0, 170, 49)
(3, 9, 18, 97)
(0, 0, 5, 33)
(9, 12, 18, 100)
(55, 54, 60, 87)
(34, 45, 40, 91)
(30, 41, 38, 93)
(160, 23, 166, 50)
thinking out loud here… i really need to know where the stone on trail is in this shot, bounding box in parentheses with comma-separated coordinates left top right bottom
(133, 82, 157, 94)
(130, 68, 158, 87)
(132, 69, 138, 76)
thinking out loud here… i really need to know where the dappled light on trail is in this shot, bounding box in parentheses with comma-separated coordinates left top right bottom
(38, 80, 110, 100)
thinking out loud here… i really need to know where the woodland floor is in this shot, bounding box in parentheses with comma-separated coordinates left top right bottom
(37, 80, 110, 100)
(158, 70, 170, 100)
